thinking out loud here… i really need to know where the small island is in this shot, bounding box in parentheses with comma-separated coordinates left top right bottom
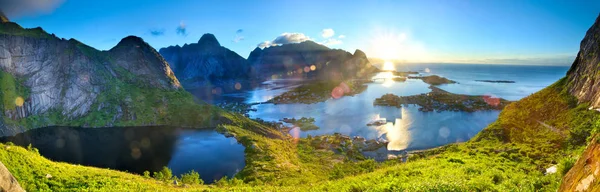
(373, 68, 419, 76)
(373, 86, 511, 112)
(269, 80, 369, 104)
(282, 117, 319, 131)
(475, 80, 516, 83)
(408, 75, 456, 85)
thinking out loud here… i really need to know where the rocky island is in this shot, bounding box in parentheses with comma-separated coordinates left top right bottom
(281, 117, 319, 131)
(408, 75, 457, 85)
(373, 86, 511, 112)
(269, 80, 369, 104)
(475, 80, 516, 83)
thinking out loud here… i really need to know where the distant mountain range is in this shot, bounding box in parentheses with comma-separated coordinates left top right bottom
(0, 15, 219, 136)
(159, 34, 250, 88)
(160, 36, 376, 88)
(248, 41, 375, 81)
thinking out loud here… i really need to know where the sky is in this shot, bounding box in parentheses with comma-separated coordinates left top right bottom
(4, 0, 600, 65)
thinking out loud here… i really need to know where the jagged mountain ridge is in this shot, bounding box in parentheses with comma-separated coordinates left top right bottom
(560, 13, 600, 191)
(159, 34, 250, 88)
(567, 14, 600, 108)
(0, 19, 217, 136)
(248, 40, 375, 81)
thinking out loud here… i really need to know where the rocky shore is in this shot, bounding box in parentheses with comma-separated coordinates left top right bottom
(269, 80, 369, 104)
(373, 86, 511, 112)
(408, 75, 456, 85)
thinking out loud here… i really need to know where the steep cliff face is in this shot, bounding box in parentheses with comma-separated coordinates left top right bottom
(109, 36, 180, 89)
(159, 34, 250, 88)
(0, 20, 214, 136)
(559, 14, 600, 191)
(567, 14, 600, 108)
(248, 41, 375, 81)
(0, 161, 24, 192)
(560, 138, 600, 192)
(0, 12, 8, 23)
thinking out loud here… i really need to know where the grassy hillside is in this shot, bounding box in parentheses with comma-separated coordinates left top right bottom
(2, 77, 599, 191)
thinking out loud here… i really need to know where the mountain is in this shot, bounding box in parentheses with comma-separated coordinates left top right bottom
(247, 41, 376, 81)
(159, 34, 250, 88)
(0, 19, 219, 136)
(567, 15, 600, 108)
(559, 14, 600, 191)
(0, 12, 8, 23)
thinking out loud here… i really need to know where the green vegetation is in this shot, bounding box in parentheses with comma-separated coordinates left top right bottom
(282, 117, 319, 131)
(374, 86, 511, 112)
(0, 70, 29, 111)
(180, 170, 203, 185)
(559, 157, 577, 176)
(408, 75, 457, 85)
(1, 75, 600, 191)
(269, 80, 368, 104)
(0, 22, 53, 38)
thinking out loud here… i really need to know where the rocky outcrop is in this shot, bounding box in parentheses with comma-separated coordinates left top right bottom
(0, 161, 25, 192)
(567, 14, 600, 108)
(248, 41, 375, 81)
(0, 12, 8, 23)
(109, 36, 180, 89)
(559, 137, 600, 192)
(159, 34, 250, 88)
(0, 20, 191, 136)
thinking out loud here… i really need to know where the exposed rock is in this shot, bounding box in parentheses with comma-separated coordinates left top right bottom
(0, 11, 8, 23)
(0, 20, 188, 136)
(0, 161, 25, 192)
(109, 36, 180, 89)
(567, 14, 600, 108)
(559, 137, 600, 191)
(475, 80, 516, 83)
(248, 41, 376, 81)
(408, 75, 456, 85)
(159, 33, 250, 88)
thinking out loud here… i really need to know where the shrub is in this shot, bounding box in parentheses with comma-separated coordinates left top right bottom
(153, 167, 173, 182)
(180, 170, 202, 185)
(559, 157, 576, 176)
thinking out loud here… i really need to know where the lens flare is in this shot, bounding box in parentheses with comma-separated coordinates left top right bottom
(15, 97, 24, 107)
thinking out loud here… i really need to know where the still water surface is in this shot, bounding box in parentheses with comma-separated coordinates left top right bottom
(0, 126, 245, 183)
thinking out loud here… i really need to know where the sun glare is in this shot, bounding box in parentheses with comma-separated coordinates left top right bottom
(383, 61, 395, 71)
(368, 30, 428, 62)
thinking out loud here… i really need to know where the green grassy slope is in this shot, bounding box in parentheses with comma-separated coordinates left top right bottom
(3, 78, 598, 191)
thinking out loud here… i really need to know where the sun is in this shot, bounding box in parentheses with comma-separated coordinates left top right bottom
(382, 61, 395, 71)
(370, 33, 405, 60)
(368, 30, 428, 62)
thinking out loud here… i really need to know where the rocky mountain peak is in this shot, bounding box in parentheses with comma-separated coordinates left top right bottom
(109, 35, 181, 89)
(0, 11, 8, 23)
(566, 14, 600, 107)
(353, 49, 367, 59)
(198, 33, 221, 47)
(113, 36, 150, 49)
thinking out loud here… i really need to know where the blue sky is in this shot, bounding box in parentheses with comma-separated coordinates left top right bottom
(8, 0, 600, 65)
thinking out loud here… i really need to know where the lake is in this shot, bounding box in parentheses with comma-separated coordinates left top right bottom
(0, 126, 245, 183)
(199, 63, 569, 151)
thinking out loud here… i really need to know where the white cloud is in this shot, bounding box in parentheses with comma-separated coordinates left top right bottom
(322, 38, 343, 46)
(0, 0, 65, 18)
(338, 35, 346, 39)
(257, 41, 273, 49)
(176, 21, 187, 36)
(272, 33, 311, 44)
(321, 28, 335, 38)
(257, 33, 312, 48)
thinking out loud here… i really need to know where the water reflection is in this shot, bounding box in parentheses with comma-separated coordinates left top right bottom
(250, 83, 499, 151)
(0, 126, 245, 183)
(375, 108, 412, 151)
